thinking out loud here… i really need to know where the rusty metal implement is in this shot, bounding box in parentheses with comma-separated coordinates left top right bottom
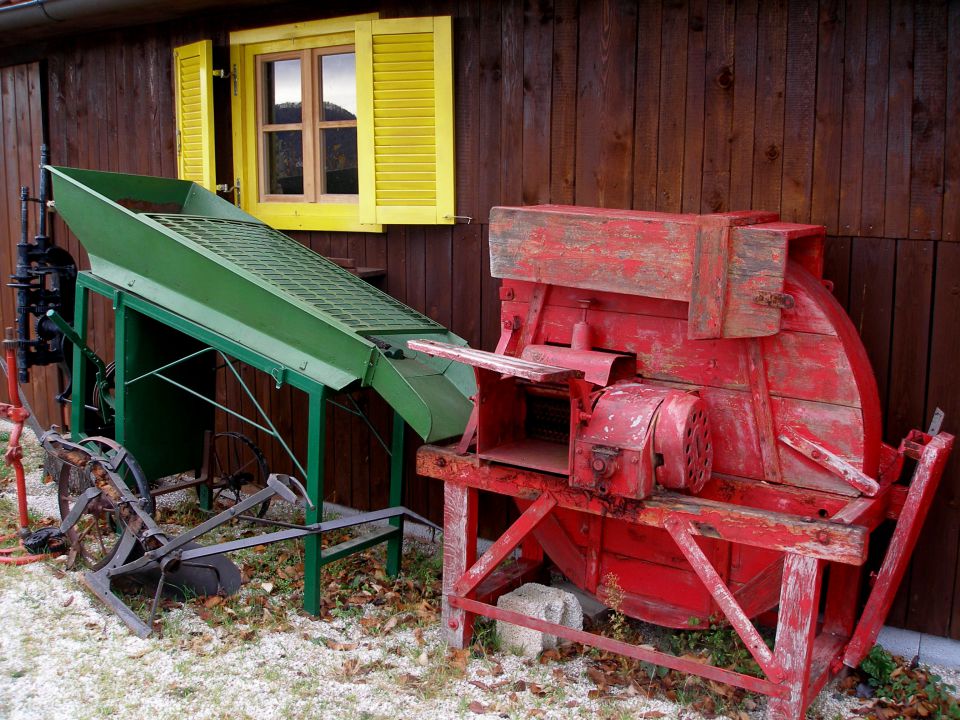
(43, 430, 436, 637)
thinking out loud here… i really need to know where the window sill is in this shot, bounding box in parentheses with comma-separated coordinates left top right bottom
(245, 201, 383, 233)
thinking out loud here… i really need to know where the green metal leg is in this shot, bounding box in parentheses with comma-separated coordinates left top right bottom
(197, 484, 213, 511)
(303, 386, 327, 616)
(69, 284, 89, 437)
(386, 410, 405, 577)
(114, 300, 128, 447)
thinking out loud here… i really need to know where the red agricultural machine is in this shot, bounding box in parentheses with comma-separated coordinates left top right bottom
(414, 205, 954, 720)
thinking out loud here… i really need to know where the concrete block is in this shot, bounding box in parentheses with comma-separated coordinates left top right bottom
(496, 582, 583, 658)
(920, 633, 960, 669)
(553, 579, 610, 625)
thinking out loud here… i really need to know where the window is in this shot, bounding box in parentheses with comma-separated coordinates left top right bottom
(166, 15, 454, 233)
(257, 47, 360, 201)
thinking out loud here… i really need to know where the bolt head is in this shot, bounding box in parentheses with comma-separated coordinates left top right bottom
(447, 619, 459, 630)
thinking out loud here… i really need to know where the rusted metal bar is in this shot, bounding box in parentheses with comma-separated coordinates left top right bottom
(779, 426, 879, 496)
(449, 595, 790, 699)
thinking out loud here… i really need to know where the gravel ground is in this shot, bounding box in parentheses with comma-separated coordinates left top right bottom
(0, 422, 957, 720)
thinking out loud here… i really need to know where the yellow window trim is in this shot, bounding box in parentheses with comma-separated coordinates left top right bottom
(230, 15, 381, 233)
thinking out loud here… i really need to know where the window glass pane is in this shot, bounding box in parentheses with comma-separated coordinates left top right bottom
(266, 130, 303, 194)
(320, 53, 357, 120)
(322, 127, 358, 194)
(264, 58, 302, 124)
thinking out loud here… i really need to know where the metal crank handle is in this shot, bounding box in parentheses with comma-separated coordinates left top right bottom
(267, 473, 315, 510)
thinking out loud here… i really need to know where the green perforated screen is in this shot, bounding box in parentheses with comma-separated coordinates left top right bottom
(145, 213, 441, 335)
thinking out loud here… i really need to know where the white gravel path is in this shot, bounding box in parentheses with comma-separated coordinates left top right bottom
(0, 421, 955, 720)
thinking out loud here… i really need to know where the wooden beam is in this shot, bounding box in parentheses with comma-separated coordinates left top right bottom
(418, 445, 869, 565)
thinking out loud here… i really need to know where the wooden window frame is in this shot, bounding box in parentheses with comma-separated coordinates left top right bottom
(255, 46, 360, 205)
(230, 14, 381, 232)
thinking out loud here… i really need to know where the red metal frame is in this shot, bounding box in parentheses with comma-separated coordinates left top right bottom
(425, 430, 952, 719)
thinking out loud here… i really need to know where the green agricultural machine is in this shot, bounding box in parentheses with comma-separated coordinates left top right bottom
(35, 166, 473, 631)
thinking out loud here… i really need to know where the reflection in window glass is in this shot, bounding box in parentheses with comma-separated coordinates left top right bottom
(320, 53, 357, 120)
(266, 131, 303, 194)
(264, 59, 302, 124)
(322, 127, 358, 194)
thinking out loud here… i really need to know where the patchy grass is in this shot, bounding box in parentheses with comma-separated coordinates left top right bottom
(848, 645, 960, 719)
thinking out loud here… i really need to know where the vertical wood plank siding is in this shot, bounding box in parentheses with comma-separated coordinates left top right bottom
(0, 0, 959, 635)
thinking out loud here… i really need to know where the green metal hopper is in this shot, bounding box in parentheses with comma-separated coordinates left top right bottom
(47, 166, 473, 443)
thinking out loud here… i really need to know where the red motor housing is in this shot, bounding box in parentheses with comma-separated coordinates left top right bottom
(572, 383, 713, 499)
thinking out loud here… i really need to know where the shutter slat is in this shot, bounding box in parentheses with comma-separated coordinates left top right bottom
(174, 40, 216, 191)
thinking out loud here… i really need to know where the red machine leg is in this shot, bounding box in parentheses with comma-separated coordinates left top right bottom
(844, 432, 954, 667)
(453, 493, 555, 597)
(665, 517, 783, 682)
(768, 554, 823, 720)
(442, 482, 478, 648)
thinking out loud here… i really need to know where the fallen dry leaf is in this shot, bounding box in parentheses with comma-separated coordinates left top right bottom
(324, 639, 358, 651)
(468, 701, 488, 714)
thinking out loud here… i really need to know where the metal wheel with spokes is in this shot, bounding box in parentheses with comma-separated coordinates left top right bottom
(209, 431, 271, 519)
(56, 437, 152, 570)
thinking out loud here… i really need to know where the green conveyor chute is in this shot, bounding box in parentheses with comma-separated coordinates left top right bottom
(47, 166, 474, 443)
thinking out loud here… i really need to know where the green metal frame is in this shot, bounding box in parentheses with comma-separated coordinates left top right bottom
(69, 270, 405, 615)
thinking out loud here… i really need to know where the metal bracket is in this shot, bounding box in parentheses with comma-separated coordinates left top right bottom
(753, 290, 795, 310)
(778, 426, 879, 496)
(929, 407, 945, 435)
(58, 486, 102, 534)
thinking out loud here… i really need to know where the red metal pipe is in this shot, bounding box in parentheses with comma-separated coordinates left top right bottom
(4, 330, 30, 531)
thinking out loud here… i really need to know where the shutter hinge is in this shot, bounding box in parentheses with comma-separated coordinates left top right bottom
(175, 129, 181, 157)
(212, 68, 229, 79)
(232, 64, 238, 96)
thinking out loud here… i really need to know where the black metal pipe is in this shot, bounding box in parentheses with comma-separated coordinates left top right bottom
(14, 187, 31, 383)
(36, 144, 48, 244)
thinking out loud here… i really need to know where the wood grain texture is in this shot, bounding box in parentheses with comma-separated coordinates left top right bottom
(810, 0, 844, 234)
(574, 0, 637, 208)
(751, 0, 786, 213)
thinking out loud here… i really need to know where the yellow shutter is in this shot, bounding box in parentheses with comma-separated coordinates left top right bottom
(173, 40, 216, 191)
(356, 16, 454, 225)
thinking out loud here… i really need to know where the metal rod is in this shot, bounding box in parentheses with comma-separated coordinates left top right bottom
(124, 346, 215, 386)
(345, 393, 391, 456)
(220, 352, 306, 478)
(149, 372, 275, 436)
(178, 506, 429, 562)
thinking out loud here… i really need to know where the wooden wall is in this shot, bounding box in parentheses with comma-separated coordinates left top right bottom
(1, 0, 959, 636)
(0, 62, 53, 417)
